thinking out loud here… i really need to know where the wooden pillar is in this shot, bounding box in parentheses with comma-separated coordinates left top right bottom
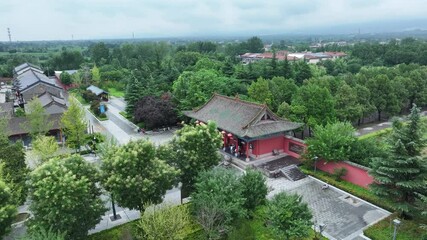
(245, 141, 250, 162)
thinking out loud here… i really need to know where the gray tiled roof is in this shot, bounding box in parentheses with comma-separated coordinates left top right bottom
(183, 94, 302, 139)
(7, 113, 62, 136)
(13, 63, 42, 75)
(87, 85, 108, 96)
(37, 92, 66, 108)
(16, 69, 61, 92)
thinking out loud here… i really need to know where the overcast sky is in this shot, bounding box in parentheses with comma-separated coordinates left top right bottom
(1, 0, 427, 41)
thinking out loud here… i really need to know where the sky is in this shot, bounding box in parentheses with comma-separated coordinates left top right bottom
(1, 0, 427, 41)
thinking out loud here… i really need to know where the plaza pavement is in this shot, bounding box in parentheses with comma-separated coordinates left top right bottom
(267, 176, 390, 240)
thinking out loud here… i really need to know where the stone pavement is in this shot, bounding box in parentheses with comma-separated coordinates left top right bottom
(266, 177, 390, 240)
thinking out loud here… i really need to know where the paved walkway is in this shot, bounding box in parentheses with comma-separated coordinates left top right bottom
(355, 111, 427, 137)
(267, 177, 390, 240)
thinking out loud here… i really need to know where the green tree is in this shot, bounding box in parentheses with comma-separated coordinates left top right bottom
(335, 83, 363, 122)
(32, 136, 59, 164)
(124, 73, 143, 116)
(29, 155, 106, 240)
(172, 69, 234, 111)
(90, 42, 109, 65)
(61, 98, 87, 151)
(365, 74, 400, 121)
(191, 168, 246, 239)
(0, 138, 28, 205)
(354, 84, 375, 125)
(240, 169, 268, 212)
(290, 84, 335, 137)
(59, 71, 72, 85)
(277, 101, 291, 119)
(138, 204, 191, 240)
(168, 121, 222, 196)
(281, 57, 294, 79)
(247, 77, 272, 107)
(91, 65, 101, 84)
(265, 192, 312, 240)
(101, 139, 179, 212)
(294, 61, 312, 85)
(0, 180, 16, 238)
(370, 106, 427, 215)
(25, 98, 52, 137)
(269, 76, 298, 111)
(305, 122, 356, 162)
(245, 36, 264, 53)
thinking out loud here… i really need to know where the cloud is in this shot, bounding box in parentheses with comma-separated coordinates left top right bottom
(0, 0, 426, 41)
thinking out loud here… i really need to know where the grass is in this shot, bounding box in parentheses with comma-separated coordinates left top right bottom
(88, 220, 137, 240)
(358, 128, 392, 141)
(300, 165, 396, 212)
(108, 88, 125, 98)
(364, 213, 427, 240)
(69, 89, 88, 105)
(119, 111, 132, 120)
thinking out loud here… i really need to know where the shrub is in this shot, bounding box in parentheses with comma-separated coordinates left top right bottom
(82, 90, 98, 103)
(265, 192, 312, 240)
(349, 137, 388, 167)
(332, 167, 348, 181)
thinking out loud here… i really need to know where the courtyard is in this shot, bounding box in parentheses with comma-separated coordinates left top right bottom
(267, 176, 390, 240)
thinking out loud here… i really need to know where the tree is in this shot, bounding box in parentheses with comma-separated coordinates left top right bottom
(29, 155, 106, 240)
(245, 36, 264, 53)
(0, 180, 16, 238)
(290, 84, 335, 137)
(277, 101, 291, 119)
(354, 84, 375, 125)
(90, 42, 109, 65)
(269, 76, 298, 111)
(168, 121, 222, 196)
(32, 135, 58, 164)
(281, 57, 294, 79)
(25, 98, 52, 137)
(265, 192, 312, 240)
(240, 169, 268, 212)
(124, 73, 143, 116)
(101, 139, 179, 212)
(61, 98, 87, 151)
(305, 122, 356, 162)
(365, 74, 400, 121)
(191, 168, 246, 239)
(335, 83, 363, 122)
(370, 106, 427, 215)
(172, 69, 234, 111)
(59, 71, 72, 85)
(138, 204, 191, 240)
(133, 95, 177, 130)
(294, 61, 312, 85)
(0, 139, 28, 205)
(247, 77, 272, 107)
(91, 65, 101, 84)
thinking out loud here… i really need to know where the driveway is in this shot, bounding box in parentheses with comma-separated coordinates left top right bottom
(267, 177, 390, 240)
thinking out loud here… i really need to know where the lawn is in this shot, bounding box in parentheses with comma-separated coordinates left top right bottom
(68, 89, 88, 105)
(364, 213, 427, 240)
(108, 88, 125, 98)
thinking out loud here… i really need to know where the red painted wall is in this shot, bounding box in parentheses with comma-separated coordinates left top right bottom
(283, 137, 306, 158)
(315, 160, 374, 188)
(252, 136, 285, 155)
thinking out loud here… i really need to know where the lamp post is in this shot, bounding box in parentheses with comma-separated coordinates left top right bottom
(392, 219, 401, 240)
(314, 156, 319, 173)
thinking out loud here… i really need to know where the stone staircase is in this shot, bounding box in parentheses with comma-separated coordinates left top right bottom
(279, 164, 307, 181)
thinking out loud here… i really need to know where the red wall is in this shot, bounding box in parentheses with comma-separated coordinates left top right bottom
(253, 136, 285, 155)
(283, 137, 306, 158)
(315, 160, 374, 188)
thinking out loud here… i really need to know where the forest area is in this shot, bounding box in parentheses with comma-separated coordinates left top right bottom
(1, 36, 427, 134)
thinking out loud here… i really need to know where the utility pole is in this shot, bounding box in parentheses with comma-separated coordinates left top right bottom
(7, 28, 11, 42)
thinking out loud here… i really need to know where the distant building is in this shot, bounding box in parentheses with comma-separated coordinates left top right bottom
(240, 51, 347, 64)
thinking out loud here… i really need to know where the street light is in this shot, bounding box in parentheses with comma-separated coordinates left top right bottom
(392, 218, 401, 240)
(314, 156, 319, 173)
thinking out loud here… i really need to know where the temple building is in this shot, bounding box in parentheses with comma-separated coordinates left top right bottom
(184, 94, 305, 161)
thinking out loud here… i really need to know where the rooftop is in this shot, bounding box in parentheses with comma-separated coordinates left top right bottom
(183, 94, 302, 139)
(87, 85, 108, 96)
(15, 69, 62, 92)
